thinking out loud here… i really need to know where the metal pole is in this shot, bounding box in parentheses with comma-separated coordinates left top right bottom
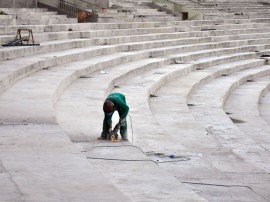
(13, 0, 15, 8)
(36, 0, 38, 8)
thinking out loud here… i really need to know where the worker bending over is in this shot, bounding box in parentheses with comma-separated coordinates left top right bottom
(98, 92, 129, 141)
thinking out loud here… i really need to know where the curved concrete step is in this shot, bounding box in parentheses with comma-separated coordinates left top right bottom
(0, 8, 75, 26)
(224, 75, 270, 148)
(0, 50, 154, 124)
(0, 124, 132, 202)
(2, 21, 270, 47)
(191, 7, 270, 13)
(0, 21, 174, 35)
(166, 44, 269, 66)
(1, 17, 270, 35)
(2, 25, 270, 61)
(204, 13, 270, 20)
(55, 62, 208, 201)
(0, 32, 215, 61)
(188, 65, 270, 173)
(98, 16, 182, 23)
(98, 12, 169, 17)
(191, 22, 270, 31)
(1, 48, 261, 137)
(0, 8, 48, 13)
(1, 3, 270, 201)
(260, 84, 270, 124)
(150, 58, 265, 138)
(9, 12, 66, 19)
(0, 52, 207, 202)
(149, 62, 270, 201)
(0, 18, 77, 26)
(57, 58, 262, 201)
(0, 25, 181, 45)
(3, 33, 264, 140)
(56, 59, 191, 142)
(1, 29, 269, 94)
(112, 63, 269, 201)
(175, 18, 270, 26)
(0, 41, 266, 130)
(56, 52, 269, 201)
(203, 11, 270, 17)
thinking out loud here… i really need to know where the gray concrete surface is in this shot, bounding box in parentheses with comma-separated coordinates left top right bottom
(55, 62, 207, 202)
(0, 124, 131, 202)
(1, 1, 270, 201)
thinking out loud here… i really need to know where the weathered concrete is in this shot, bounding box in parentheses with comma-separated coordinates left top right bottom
(0, 0, 36, 8)
(0, 124, 131, 202)
(1, 2, 270, 201)
(56, 61, 207, 201)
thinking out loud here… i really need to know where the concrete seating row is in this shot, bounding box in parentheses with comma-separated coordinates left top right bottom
(172, 0, 270, 20)
(0, 57, 208, 202)
(1, 3, 270, 201)
(1, 13, 268, 95)
(176, 0, 267, 6)
(1, 31, 269, 201)
(2, 23, 270, 61)
(0, 17, 267, 40)
(57, 4, 270, 197)
(1, 18, 78, 25)
(2, 36, 269, 120)
(1, 16, 270, 36)
(54, 5, 267, 200)
(187, 64, 270, 169)
(1, 25, 269, 95)
(259, 78, 270, 123)
(54, 46, 270, 201)
(1, 17, 270, 57)
(98, 1, 182, 23)
(55, 61, 205, 201)
(148, 57, 270, 200)
(0, 8, 48, 13)
(0, 21, 176, 35)
(203, 0, 268, 3)
(0, 8, 77, 25)
(1, 6, 268, 147)
(7, 12, 66, 18)
(49, 29, 268, 199)
(224, 74, 270, 146)
(125, 61, 270, 202)
(54, 52, 251, 201)
(0, 123, 132, 202)
(97, 15, 182, 23)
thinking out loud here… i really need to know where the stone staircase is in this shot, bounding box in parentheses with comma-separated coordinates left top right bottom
(0, 8, 77, 25)
(172, 0, 270, 20)
(1, 1, 270, 201)
(97, 1, 182, 23)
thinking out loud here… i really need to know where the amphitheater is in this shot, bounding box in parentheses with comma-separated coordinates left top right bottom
(0, 0, 270, 201)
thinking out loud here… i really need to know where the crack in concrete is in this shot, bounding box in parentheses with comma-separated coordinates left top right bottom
(0, 159, 26, 202)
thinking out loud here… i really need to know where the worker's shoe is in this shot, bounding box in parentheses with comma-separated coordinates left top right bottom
(121, 133, 128, 141)
(97, 134, 107, 140)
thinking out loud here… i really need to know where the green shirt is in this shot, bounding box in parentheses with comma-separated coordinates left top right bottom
(104, 93, 129, 125)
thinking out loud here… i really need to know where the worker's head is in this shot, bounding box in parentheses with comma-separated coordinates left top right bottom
(103, 100, 114, 115)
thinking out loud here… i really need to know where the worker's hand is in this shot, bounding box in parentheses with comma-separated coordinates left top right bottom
(119, 119, 126, 126)
(108, 128, 112, 133)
